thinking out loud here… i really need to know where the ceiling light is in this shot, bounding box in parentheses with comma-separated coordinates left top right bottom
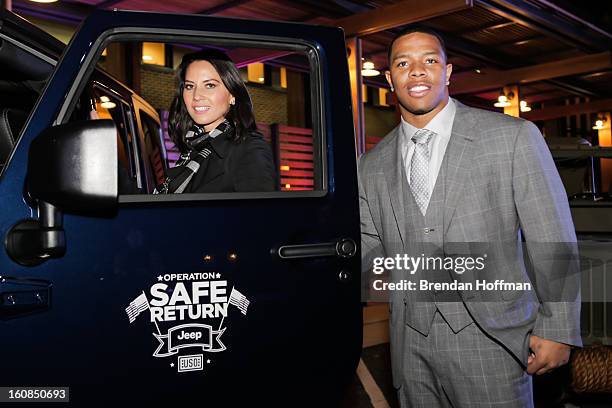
(494, 100, 511, 108)
(142, 55, 153, 62)
(593, 119, 605, 130)
(475, 68, 481, 74)
(28, 0, 59, 3)
(493, 91, 513, 108)
(361, 61, 380, 77)
(99, 96, 116, 109)
(520, 100, 531, 112)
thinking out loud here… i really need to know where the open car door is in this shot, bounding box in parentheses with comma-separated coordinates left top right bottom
(0, 10, 361, 405)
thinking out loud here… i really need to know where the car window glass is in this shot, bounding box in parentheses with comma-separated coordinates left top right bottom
(0, 36, 52, 168)
(67, 38, 324, 198)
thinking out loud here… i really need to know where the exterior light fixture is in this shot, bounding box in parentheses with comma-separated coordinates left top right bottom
(493, 91, 513, 108)
(520, 100, 531, 112)
(593, 118, 606, 130)
(361, 61, 380, 77)
(99, 96, 116, 109)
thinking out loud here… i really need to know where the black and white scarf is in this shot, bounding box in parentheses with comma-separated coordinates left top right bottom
(154, 120, 232, 194)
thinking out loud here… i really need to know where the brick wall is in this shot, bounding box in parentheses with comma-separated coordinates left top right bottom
(141, 66, 176, 113)
(140, 65, 288, 125)
(247, 85, 288, 125)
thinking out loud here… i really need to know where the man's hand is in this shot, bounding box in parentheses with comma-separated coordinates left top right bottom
(526, 335, 571, 375)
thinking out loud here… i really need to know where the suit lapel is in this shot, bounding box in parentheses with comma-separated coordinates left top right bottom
(381, 126, 407, 247)
(443, 101, 479, 235)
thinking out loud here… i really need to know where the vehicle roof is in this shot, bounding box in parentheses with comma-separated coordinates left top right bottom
(1, 9, 151, 112)
(0, 9, 64, 61)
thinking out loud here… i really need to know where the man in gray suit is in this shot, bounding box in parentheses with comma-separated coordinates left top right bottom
(358, 26, 581, 407)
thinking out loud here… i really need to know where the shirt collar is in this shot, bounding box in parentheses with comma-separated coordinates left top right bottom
(400, 97, 456, 142)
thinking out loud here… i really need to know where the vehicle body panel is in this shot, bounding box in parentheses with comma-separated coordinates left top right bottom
(1, 10, 361, 405)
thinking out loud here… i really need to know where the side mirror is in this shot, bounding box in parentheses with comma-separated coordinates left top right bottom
(27, 119, 118, 212)
(5, 120, 118, 266)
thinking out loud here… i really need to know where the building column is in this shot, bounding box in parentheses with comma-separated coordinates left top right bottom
(347, 37, 365, 156)
(503, 85, 520, 118)
(599, 112, 612, 192)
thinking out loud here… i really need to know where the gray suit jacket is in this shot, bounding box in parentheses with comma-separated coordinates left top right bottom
(358, 100, 582, 387)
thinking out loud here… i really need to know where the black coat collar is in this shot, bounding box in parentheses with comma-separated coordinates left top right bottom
(207, 133, 235, 159)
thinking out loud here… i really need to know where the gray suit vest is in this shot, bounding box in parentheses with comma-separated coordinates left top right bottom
(401, 148, 473, 335)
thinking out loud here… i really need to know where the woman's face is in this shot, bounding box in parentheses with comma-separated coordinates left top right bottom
(182, 60, 234, 132)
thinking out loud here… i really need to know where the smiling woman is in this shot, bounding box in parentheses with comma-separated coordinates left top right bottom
(182, 60, 234, 133)
(157, 49, 277, 194)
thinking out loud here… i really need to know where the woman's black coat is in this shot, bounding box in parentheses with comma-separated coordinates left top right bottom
(167, 131, 277, 193)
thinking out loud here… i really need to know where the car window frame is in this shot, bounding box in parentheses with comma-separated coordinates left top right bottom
(133, 96, 166, 192)
(91, 82, 145, 190)
(54, 28, 328, 203)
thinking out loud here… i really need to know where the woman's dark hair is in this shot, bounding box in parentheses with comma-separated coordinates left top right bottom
(168, 49, 257, 151)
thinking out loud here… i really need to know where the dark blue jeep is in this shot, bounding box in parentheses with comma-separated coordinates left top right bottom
(0, 9, 361, 405)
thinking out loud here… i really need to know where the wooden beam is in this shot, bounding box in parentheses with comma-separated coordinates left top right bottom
(336, 0, 473, 37)
(450, 52, 612, 95)
(477, 0, 609, 53)
(453, 19, 514, 35)
(497, 34, 542, 47)
(523, 98, 612, 122)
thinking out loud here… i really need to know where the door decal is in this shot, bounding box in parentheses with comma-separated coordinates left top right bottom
(125, 272, 249, 373)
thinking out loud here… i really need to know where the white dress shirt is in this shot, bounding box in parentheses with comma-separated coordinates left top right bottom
(400, 98, 457, 206)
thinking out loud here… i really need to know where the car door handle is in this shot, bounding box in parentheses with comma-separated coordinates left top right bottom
(0, 277, 52, 319)
(277, 238, 357, 259)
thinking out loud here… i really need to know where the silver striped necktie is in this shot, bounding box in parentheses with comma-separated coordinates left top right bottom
(409, 129, 435, 215)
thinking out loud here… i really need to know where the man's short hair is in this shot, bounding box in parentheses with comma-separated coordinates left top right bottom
(387, 26, 448, 63)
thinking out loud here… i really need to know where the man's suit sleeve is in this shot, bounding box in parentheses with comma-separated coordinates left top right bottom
(358, 155, 385, 276)
(512, 120, 582, 347)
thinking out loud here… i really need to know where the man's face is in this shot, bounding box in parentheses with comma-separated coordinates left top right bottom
(386, 32, 452, 117)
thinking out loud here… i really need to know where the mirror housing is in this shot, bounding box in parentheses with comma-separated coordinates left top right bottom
(6, 120, 118, 266)
(27, 119, 118, 213)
